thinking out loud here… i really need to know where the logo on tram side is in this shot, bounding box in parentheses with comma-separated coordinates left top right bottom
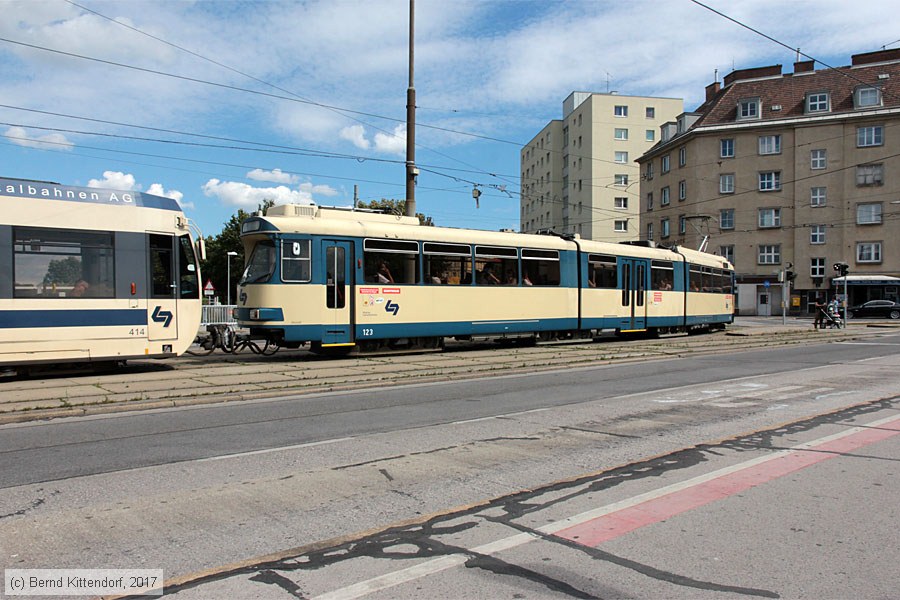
(151, 306, 173, 327)
(385, 300, 400, 316)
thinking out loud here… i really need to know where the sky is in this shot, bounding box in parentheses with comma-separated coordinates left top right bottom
(0, 0, 898, 239)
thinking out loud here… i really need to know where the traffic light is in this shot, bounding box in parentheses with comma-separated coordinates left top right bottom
(786, 269, 796, 284)
(833, 262, 849, 277)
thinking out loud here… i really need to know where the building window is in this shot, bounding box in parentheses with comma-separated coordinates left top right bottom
(646, 107, 655, 118)
(720, 208, 735, 230)
(615, 151, 629, 163)
(806, 92, 830, 113)
(855, 86, 882, 108)
(810, 224, 825, 244)
(810, 187, 827, 207)
(811, 149, 826, 170)
(758, 208, 781, 228)
(857, 242, 882, 263)
(857, 203, 883, 224)
(810, 257, 825, 278)
(720, 173, 735, 194)
(661, 155, 670, 173)
(647, 192, 654, 211)
(661, 186, 670, 206)
(615, 105, 628, 117)
(646, 129, 655, 141)
(678, 180, 686, 200)
(614, 128, 628, 140)
(646, 162, 654, 180)
(857, 164, 884, 186)
(678, 146, 686, 166)
(758, 244, 781, 265)
(615, 174, 628, 186)
(614, 197, 628, 209)
(720, 245, 735, 264)
(647, 222, 654, 240)
(759, 171, 781, 191)
(614, 220, 628, 232)
(679, 215, 687, 234)
(857, 126, 883, 147)
(758, 135, 782, 155)
(661, 218, 670, 238)
(720, 138, 735, 158)
(738, 97, 760, 120)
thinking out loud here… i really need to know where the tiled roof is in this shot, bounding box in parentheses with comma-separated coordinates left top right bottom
(694, 56, 900, 128)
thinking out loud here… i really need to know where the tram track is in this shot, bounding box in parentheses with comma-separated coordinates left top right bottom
(0, 324, 887, 424)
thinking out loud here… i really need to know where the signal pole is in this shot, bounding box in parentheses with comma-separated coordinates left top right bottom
(405, 0, 417, 218)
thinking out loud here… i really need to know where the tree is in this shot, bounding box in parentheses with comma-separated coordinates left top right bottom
(358, 199, 435, 226)
(201, 200, 274, 304)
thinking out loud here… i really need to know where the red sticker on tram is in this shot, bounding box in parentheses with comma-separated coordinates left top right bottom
(359, 287, 380, 294)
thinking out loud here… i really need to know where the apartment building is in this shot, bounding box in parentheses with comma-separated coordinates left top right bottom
(521, 92, 682, 241)
(637, 49, 900, 315)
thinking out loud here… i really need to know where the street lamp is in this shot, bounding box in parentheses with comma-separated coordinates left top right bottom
(226, 251, 239, 306)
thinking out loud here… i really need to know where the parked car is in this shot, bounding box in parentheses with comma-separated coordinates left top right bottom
(848, 300, 900, 319)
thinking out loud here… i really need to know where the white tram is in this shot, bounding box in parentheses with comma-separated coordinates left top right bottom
(0, 177, 204, 371)
(235, 204, 734, 352)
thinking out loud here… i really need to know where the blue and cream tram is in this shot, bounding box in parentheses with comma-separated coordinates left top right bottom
(0, 177, 204, 371)
(235, 204, 733, 352)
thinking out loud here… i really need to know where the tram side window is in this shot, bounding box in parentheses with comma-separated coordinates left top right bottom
(240, 240, 276, 284)
(588, 254, 617, 288)
(689, 265, 703, 291)
(651, 260, 674, 290)
(149, 234, 175, 298)
(522, 248, 560, 286)
(423, 242, 470, 285)
(13, 227, 114, 298)
(722, 271, 734, 294)
(475, 246, 518, 285)
(282, 239, 311, 282)
(178, 234, 199, 299)
(364, 239, 420, 284)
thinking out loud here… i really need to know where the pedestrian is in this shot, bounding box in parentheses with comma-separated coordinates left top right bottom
(813, 297, 826, 329)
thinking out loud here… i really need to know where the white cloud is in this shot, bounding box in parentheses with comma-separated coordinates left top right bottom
(373, 124, 406, 155)
(88, 171, 137, 191)
(4, 126, 74, 151)
(146, 183, 186, 205)
(247, 168, 300, 184)
(339, 125, 371, 150)
(202, 179, 316, 209)
(298, 182, 338, 197)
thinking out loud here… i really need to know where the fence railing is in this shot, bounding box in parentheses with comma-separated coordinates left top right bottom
(202, 304, 237, 325)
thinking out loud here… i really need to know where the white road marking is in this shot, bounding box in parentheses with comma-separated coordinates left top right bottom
(312, 413, 900, 600)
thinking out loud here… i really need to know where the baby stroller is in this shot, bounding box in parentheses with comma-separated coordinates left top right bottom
(822, 304, 844, 329)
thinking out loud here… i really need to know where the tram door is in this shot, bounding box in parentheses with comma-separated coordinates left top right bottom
(620, 257, 649, 331)
(148, 233, 178, 342)
(321, 239, 354, 346)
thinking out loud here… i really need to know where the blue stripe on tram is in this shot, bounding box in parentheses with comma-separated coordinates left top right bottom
(0, 309, 148, 328)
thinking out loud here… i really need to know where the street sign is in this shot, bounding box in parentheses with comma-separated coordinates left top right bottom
(203, 279, 215, 296)
(763, 280, 770, 288)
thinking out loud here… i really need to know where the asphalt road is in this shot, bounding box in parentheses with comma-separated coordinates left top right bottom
(1, 331, 898, 599)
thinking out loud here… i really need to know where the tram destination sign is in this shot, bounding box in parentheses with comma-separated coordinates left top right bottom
(0, 177, 181, 211)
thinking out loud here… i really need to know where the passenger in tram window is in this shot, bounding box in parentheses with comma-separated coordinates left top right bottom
(376, 261, 394, 284)
(523, 272, 534, 286)
(70, 279, 90, 297)
(660, 278, 672, 290)
(504, 270, 517, 285)
(479, 263, 501, 285)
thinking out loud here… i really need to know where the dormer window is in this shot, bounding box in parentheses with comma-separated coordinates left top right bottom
(855, 86, 882, 108)
(738, 97, 760, 120)
(806, 92, 830, 113)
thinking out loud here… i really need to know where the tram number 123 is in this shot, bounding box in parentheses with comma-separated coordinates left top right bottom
(362, 328, 374, 336)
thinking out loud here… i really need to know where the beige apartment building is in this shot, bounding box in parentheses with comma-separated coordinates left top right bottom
(637, 49, 900, 316)
(521, 92, 682, 241)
